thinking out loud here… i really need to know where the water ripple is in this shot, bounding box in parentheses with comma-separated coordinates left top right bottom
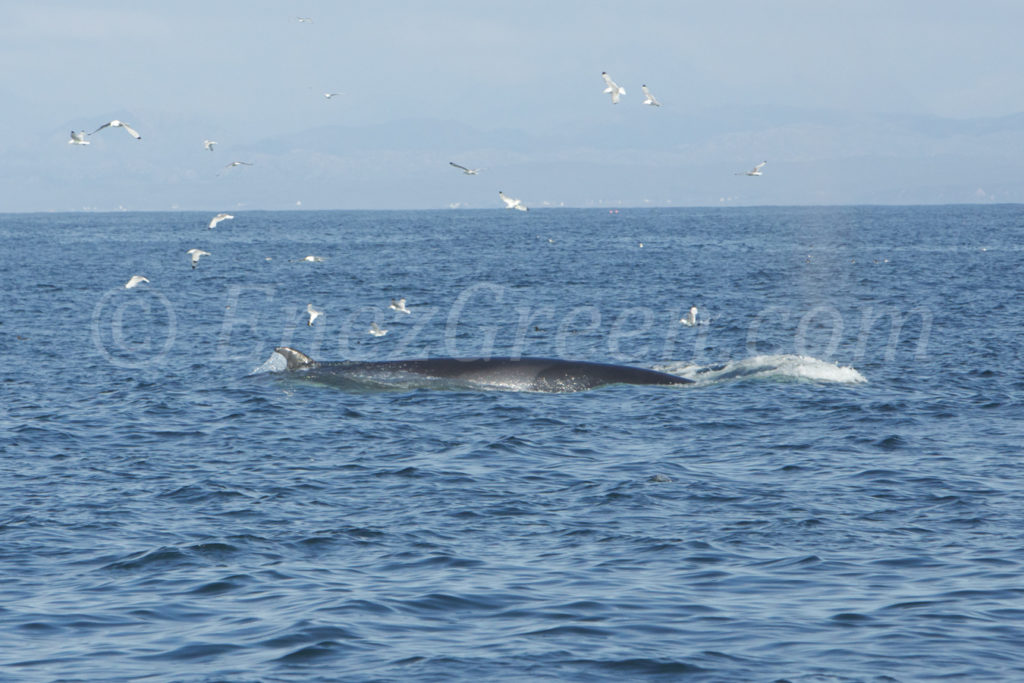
(3, 207, 1023, 681)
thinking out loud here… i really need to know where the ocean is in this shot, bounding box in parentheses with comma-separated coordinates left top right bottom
(1, 205, 1021, 681)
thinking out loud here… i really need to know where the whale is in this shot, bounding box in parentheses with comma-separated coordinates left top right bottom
(272, 347, 692, 393)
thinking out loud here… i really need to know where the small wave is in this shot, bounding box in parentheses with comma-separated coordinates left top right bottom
(274, 640, 358, 663)
(565, 657, 711, 676)
(139, 641, 244, 661)
(103, 546, 194, 572)
(186, 578, 248, 596)
(657, 354, 867, 385)
(259, 623, 359, 651)
(158, 483, 256, 505)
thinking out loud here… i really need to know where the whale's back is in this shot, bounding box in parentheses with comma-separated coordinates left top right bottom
(273, 348, 692, 393)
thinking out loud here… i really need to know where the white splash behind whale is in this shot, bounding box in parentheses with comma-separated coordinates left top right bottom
(656, 354, 867, 385)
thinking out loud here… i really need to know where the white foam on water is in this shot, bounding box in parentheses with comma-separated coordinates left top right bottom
(250, 351, 287, 375)
(656, 354, 867, 386)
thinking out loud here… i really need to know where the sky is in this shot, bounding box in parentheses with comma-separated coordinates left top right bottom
(3, 1, 1024, 211)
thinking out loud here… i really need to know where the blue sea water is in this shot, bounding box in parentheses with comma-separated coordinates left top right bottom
(1, 205, 1022, 682)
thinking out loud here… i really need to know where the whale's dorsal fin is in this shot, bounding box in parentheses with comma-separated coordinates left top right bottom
(275, 346, 315, 370)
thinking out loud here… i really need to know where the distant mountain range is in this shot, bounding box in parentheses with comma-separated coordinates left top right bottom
(11, 107, 1024, 211)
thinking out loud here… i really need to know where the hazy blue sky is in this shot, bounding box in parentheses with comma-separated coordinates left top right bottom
(3, 1, 1024, 210)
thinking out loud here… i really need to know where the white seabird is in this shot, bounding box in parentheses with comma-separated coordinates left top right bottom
(324, 92, 344, 99)
(499, 191, 528, 211)
(68, 130, 90, 145)
(306, 303, 323, 326)
(90, 120, 141, 140)
(203, 139, 217, 151)
(390, 298, 411, 314)
(208, 213, 234, 229)
(368, 322, 388, 337)
(449, 162, 480, 175)
(680, 305, 698, 327)
(124, 275, 149, 289)
(641, 85, 661, 107)
(302, 255, 324, 262)
(601, 72, 626, 104)
(187, 249, 210, 269)
(736, 161, 767, 176)
(221, 161, 253, 173)
(297, 16, 313, 23)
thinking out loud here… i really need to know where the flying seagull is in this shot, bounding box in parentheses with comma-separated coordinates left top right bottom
(736, 161, 767, 176)
(368, 322, 388, 337)
(187, 249, 210, 269)
(124, 275, 149, 289)
(449, 162, 480, 175)
(641, 85, 661, 107)
(324, 92, 344, 99)
(208, 213, 234, 229)
(680, 305, 698, 327)
(389, 298, 411, 314)
(306, 303, 323, 326)
(90, 120, 141, 139)
(297, 16, 313, 23)
(499, 191, 528, 211)
(223, 160, 253, 170)
(601, 72, 626, 104)
(203, 139, 217, 151)
(68, 130, 90, 145)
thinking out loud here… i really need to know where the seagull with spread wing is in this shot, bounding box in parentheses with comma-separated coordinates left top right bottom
(389, 298, 411, 314)
(306, 303, 323, 326)
(90, 120, 141, 140)
(601, 72, 626, 104)
(641, 85, 661, 107)
(124, 275, 149, 289)
(449, 162, 480, 175)
(187, 249, 210, 269)
(208, 213, 234, 229)
(499, 191, 528, 211)
(736, 161, 768, 176)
